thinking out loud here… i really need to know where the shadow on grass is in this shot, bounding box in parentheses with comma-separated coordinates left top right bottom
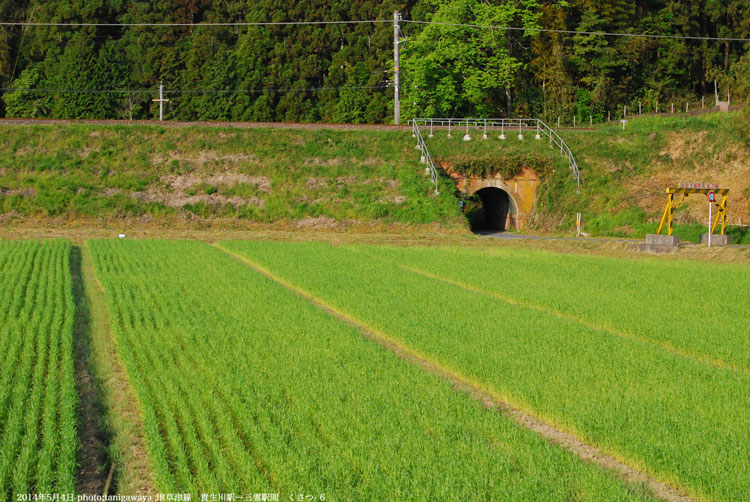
(70, 245, 114, 496)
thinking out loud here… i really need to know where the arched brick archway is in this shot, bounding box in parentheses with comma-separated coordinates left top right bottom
(470, 187, 517, 230)
(452, 167, 541, 231)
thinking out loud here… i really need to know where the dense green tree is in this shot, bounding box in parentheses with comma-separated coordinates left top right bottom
(1, 0, 750, 121)
(401, 0, 543, 118)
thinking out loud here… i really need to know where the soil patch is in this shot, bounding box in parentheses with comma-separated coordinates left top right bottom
(130, 173, 270, 209)
(295, 216, 339, 229)
(162, 173, 270, 193)
(379, 195, 407, 204)
(305, 177, 328, 190)
(0, 187, 35, 196)
(151, 151, 259, 168)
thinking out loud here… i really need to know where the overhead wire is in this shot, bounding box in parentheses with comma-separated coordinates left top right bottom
(0, 85, 391, 95)
(0, 18, 748, 42)
(0, 20, 392, 27)
(402, 20, 750, 43)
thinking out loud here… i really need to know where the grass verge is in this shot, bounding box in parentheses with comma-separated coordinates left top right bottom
(79, 243, 156, 495)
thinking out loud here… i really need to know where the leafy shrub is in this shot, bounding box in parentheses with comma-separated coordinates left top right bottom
(439, 153, 554, 179)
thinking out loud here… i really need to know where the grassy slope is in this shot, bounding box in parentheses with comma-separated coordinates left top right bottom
(426, 112, 750, 242)
(0, 124, 463, 229)
(2, 115, 749, 242)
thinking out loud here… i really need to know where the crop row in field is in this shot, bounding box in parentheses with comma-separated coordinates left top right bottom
(220, 240, 750, 502)
(88, 239, 657, 500)
(0, 240, 77, 500)
(361, 245, 750, 372)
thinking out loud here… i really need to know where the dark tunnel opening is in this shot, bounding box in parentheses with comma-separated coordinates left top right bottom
(466, 187, 513, 231)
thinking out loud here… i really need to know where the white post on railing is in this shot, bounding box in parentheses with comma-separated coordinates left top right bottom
(448, 121, 452, 138)
(429, 119, 433, 137)
(483, 119, 488, 140)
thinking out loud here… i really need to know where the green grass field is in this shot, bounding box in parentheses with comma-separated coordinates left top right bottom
(87, 239, 657, 500)
(222, 240, 750, 501)
(0, 240, 77, 499)
(2, 236, 749, 501)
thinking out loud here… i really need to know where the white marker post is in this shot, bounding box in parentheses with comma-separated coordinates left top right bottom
(707, 191, 715, 247)
(152, 82, 170, 121)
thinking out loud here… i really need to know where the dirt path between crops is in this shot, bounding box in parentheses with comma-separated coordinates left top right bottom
(79, 244, 157, 495)
(71, 246, 109, 495)
(215, 243, 697, 502)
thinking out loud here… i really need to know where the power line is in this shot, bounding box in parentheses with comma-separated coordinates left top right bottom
(402, 20, 750, 43)
(0, 20, 391, 27)
(0, 17, 748, 43)
(0, 85, 390, 94)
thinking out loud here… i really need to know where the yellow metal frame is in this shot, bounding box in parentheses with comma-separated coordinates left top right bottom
(657, 187, 729, 236)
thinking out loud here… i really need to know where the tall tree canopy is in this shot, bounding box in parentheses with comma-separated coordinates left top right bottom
(401, 0, 543, 118)
(1, 0, 749, 122)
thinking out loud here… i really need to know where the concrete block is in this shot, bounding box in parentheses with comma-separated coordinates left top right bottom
(700, 234, 733, 246)
(638, 243, 679, 254)
(645, 234, 679, 246)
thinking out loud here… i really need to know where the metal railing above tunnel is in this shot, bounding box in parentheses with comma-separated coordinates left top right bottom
(410, 117, 580, 190)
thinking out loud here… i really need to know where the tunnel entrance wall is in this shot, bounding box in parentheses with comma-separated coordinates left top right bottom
(475, 187, 513, 231)
(450, 167, 541, 231)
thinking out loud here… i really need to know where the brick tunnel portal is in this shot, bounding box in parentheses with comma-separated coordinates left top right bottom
(472, 187, 515, 231)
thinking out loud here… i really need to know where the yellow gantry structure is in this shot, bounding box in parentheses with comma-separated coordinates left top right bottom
(657, 183, 729, 236)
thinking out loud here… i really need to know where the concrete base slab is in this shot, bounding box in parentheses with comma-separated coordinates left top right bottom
(700, 234, 733, 246)
(645, 234, 680, 246)
(638, 243, 679, 254)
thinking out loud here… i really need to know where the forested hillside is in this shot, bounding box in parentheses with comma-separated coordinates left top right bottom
(0, 0, 749, 123)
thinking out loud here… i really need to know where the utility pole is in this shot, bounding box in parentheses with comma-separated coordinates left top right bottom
(152, 82, 170, 121)
(393, 11, 401, 125)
